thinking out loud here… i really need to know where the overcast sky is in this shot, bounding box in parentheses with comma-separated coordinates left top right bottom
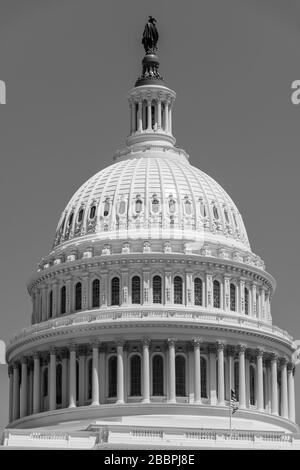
(0, 0, 300, 428)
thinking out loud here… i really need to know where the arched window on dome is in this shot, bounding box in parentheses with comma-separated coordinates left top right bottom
(111, 277, 120, 306)
(119, 199, 126, 215)
(199, 199, 207, 218)
(201, 357, 208, 398)
(175, 355, 186, 397)
(135, 196, 143, 214)
(60, 215, 66, 234)
(43, 368, 48, 398)
(130, 355, 141, 396)
(92, 279, 100, 309)
(103, 198, 110, 217)
(75, 282, 82, 311)
(108, 356, 117, 397)
(213, 280, 221, 308)
(213, 205, 219, 220)
(152, 195, 159, 213)
(152, 355, 164, 396)
(232, 212, 238, 229)
(77, 208, 84, 224)
(230, 284, 236, 312)
(49, 290, 53, 318)
(184, 197, 192, 215)
(234, 361, 239, 400)
(131, 276, 141, 304)
(87, 358, 92, 401)
(174, 276, 183, 304)
(60, 286, 66, 314)
(169, 196, 176, 214)
(250, 365, 256, 406)
(153, 275, 162, 304)
(89, 204, 96, 219)
(56, 363, 62, 406)
(224, 208, 230, 224)
(245, 287, 249, 315)
(194, 278, 203, 306)
(68, 212, 74, 227)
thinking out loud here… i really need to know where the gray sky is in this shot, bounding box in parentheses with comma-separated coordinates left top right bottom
(0, 0, 300, 428)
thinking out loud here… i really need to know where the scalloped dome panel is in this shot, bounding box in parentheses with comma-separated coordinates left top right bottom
(53, 150, 250, 252)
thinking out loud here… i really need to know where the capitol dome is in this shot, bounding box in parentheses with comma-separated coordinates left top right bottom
(3, 19, 299, 450)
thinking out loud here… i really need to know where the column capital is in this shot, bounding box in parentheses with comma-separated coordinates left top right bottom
(68, 344, 78, 353)
(167, 338, 177, 348)
(60, 348, 69, 360)
(142, 337, 151, 348)
(20, 356, 28, 365)
(192, 338, 203, 349)
(99, 344, 107, 354)
(8, 364, 13, 376)
(255, 348, 264, 358)
(49, 346, 58, 355)
(279, 357, 288, 367)
(33, 351, 41, 360)
(13, 361, 20, 369)
(237, 344, 247, 355)
(216, 342, 225, 351)
(270, 353, 279, 363)
(287, 362, 295, 372)
(116, 338, 125, 348)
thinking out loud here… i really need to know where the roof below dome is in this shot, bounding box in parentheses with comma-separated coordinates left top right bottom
(52, 146, 250, 253)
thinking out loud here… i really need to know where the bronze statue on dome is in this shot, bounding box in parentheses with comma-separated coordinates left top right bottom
(142, 16, 159, 54)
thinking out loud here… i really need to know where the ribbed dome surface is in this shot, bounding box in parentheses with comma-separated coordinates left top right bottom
(53, 148, 250, 252)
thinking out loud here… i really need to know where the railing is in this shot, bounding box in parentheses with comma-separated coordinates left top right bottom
(7, 307, 294, 349)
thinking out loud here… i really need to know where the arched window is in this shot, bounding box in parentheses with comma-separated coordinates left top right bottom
(68, 212, 74, 227)
(234, 362, 239, 400)
(60, 216, 66, 234)
(194, 278, 203, 306)
(92, 279, 100, 308)
(49, 290, 53, 318)
(75, 282, 82, 311)
(199, 199, 207, 217)
(43, 368, 48, 397)
(213, 205, 219, 220)
(175, 356, 186, 397)
(245, 287, 249, 315)
(60, 286, 66, 314)
(111, 277, 120, 306)
(230, 284, 236, 312)
(119, 200, 126, 215)
(250, 365, 255, 406)
(78, 208, 84, 223)
(169, 196, 176, 214)
(89, 205, 96, 219)
(200, 357, 207, 398)
(213, 280, 221, 308)
(152, 195, 159, 213)
(233, 212, 238, 229)
(87, 359, 92, 400)
(135, 197, 143, 214)
(131, 276, 141, 304)
(108, 356, 117, 397)
(184, 198, 192, 215)
(130, 355, 141, 396)
(103, 198, 110, 217)
(56, 363, 62, 405)
(152, 355, 164, 396)
(224, 208, 230, 224)
(153, 275, 162, 304)
(174, 276, 183, 304)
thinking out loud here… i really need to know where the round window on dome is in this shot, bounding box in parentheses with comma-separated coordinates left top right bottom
(89, 205, 96, 219)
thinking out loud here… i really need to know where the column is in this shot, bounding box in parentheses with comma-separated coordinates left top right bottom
(193, 340, 201, 404)
(121, 269, 129, 306)
(157, 100, 162, 129)
(142, 338, 151, 403)
(130, 101, 134, 133)
(61, 349, 68, 408)
(165, 271, 172, 305)
(78, 346, 86, 406)
(20, 357, 28, 418)
(99, 344, 106, 404)
(49, 349, 56, 411)
(186, 272, 193, 306)
(271, 354, 278, 415)
(238, 346, 246, 409)
(12, 362, 20, 421)
(8, 366, 13, 423)
(240, 280, 245, 314)
(206, 274, 213, 308)
(68, 346, 77, 408)
(100, 271, 108, 307)
(33, 353, 40, 414)
(147, 100, 152, 130)
(82, 274, 89, 311)
(209, 345, 217, 405)
(287, 363, 295, 422)
(227, 347, 235, 399)
(260, 288, 266, 321)
(217, 343, 225, 405)
(256, 349, 264, 411)
(137, 100, 142, 132)
(66, 277, 72, 314)
(91, 343, 100, 406)
(224, 276, 230, 312)
(252, 284, 257, 318)
(142, 269, 150, 305)
(28, 364, 34, 415)
(265, 360, 271, 413)
(280, 359, 288, 419)
(116, 340, 125, 404)
(168, 102, 172, 134)
(168, 338, 176, 403)
(52, 281, 58, 317)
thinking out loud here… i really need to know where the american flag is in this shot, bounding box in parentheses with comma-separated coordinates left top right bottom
(230, 389, 239, 414)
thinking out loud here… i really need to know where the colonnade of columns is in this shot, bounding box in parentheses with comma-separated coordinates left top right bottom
(8, 341, 296, 425)
(129, 97, 173, 135)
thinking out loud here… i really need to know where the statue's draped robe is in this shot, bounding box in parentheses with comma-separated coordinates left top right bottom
(142, 22, 159, 52)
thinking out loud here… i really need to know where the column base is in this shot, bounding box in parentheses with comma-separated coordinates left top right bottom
(116, 400, 124, 405)
(167, 399, 176, 404)
(90, 401, 100, 407)
(142, 399, 150, 404)
(194, 400, 202, 405)
(217, 401, 225, 406)
(68, 403, 76, 409)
